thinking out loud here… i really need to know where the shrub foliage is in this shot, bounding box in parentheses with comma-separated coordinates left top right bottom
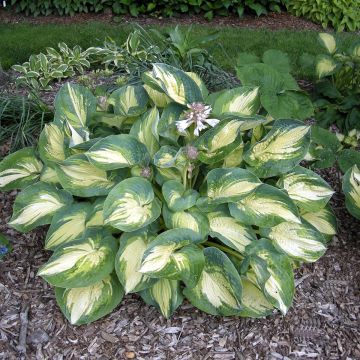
(9, 0, 282, 18)
(0, 64, 336, 324)
(284, 0, 360, 31)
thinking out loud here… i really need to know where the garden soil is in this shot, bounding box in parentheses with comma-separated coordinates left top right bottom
(0, 166, 359, 359)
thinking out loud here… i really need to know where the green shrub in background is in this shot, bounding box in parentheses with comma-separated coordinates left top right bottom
(9, 0, 283, 18)
(284, 0, 360, 31)
(0, 64, 336, 324)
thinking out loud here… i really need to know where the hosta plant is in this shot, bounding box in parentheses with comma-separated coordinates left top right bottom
(300, 33, 360, 133)
(235, 49, 314, 120)
(0, 64, 336, 325)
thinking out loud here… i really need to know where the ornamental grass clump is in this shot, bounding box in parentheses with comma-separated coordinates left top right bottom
(0, 63, 337, 325)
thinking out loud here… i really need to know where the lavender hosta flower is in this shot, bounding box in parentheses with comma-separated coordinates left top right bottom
(176, 103, 220, 136)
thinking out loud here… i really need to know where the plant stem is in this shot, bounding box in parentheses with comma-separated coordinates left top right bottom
(204, 241, 244, 260)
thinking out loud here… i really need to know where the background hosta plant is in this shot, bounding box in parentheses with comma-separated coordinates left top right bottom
(0, 64, 336, 324)
(235, 49, 314, 120)
(300, 33, 360, 133)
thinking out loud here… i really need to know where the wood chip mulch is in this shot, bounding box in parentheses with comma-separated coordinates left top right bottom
(0, 166, 359, 359)
(0, 9, 322, 31)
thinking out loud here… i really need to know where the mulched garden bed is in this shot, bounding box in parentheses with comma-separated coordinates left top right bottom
(0, 8, 322, 31)
(0, 168, 359, 359)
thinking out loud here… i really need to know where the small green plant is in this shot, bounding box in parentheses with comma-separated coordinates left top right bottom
(0, 64, 335, 325)
(301, 33, 360, 133)
(0, 94, 52, 157)
(284, 0, 360, 31)
(12, 43, 91, 92)
(235, 49, 314, 120)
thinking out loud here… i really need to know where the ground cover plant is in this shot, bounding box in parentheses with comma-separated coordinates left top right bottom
(0, 63, 336, 325)
(284, 0, 360, 31)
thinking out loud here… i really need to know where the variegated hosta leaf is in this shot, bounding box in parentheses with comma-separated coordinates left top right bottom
(40, 166, 60, 184)
(130, 107, 160, 156)
(139, 228, 205, 287)
(158, 102, 184, 144)
(9, 183, 73, 232)
(186, 72, 209, 99)
(277, 166, 334, 212)
(162, 180, 199, 212)
(229, 184, 300, 227)
(239, 277, 274, 318)
(55, 273, 124, 325)
(211, 86, 260, 116)
(195, 119, 243, 164)
(342, 165, 360, 220)
(244, 119, 311, 178)
(207, 211, 256, 254)
(301, 206, 337, 241)
(219, 114, 269, 131)
(223, 143, 244, 167)
(260, 220, 326, 263)
(38, 123, 67, 165)
(86, 134, 150, 171)
(153, 146, 179, 168)
(108, 84, 149, 117)
(103, 177, 161, 232)
(150, 63, 203, 105)
(183, 247, 243, 316)
(38, 228, 117, 288)
(45, 203, 91, 250)
(198, 168, 261, 207)
(163, 205, 209, 240)
(86, 198, 105, 227)
(56, 154, 118, 197)
(0, 148, 43, 191)
(144, 84, 171, 108)
(246, 239, 294, 314)
(115, 230, 157, 294)
(155, 167, 182, 186)
(54, 83, 97, 145)
(316, 55, 337, 79)
(318, 33, 336, 54)
(140, 279, 183, 318)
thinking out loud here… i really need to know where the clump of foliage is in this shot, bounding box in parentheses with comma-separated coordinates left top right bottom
(306, 126, 360, 221)
(12, 43, 91, 92)
(235, 49, 314, 120)
(8, 0, 282, 18)
(0, 94, 52, 157)
(301, 33, 360, 133)
(0, 64, 336, 325)
(12, 28, 228, 95)
(284, 0, 360, 31)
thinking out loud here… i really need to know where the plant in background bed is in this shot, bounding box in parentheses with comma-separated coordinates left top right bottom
(235, 49, 314, 120)
(12, 43, 91, 93)
(9, 0, 283, 18)
(300, 33, 360, 133)
(0, 64, 336, 324)
(284, 0, 360, 31)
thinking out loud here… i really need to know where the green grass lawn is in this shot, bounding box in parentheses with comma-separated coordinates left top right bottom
(0, 22, 358, 79)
